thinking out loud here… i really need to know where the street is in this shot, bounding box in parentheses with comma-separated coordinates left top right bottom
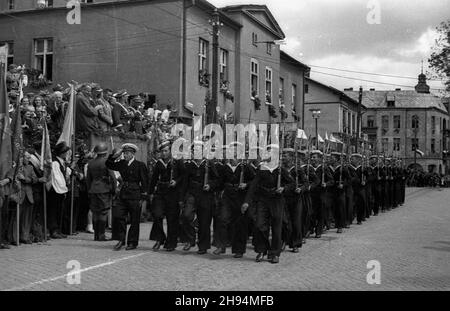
(1, 187, 449, 291)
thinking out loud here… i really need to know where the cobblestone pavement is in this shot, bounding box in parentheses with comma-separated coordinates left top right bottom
(0, 187, 449, 291)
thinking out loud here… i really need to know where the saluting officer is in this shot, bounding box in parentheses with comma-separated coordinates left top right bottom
(148, 140, 184, 251)
(241, 144, 294, 264)
(105, 143, 148, 250)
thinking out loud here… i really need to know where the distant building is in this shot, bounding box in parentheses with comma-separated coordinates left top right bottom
(304, 77, 366, 150)
(0, 0, 309, 127)
(344, 73, 449, 174)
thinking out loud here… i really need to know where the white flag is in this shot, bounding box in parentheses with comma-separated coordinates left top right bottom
(297, 129, 307, 140)
(57, 85, 75, 147)
(318, 134, 324, 143)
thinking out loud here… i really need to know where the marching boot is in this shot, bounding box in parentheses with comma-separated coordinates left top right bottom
(93, 220, 99, 241)
(213, 247, 225, 255)
(97, 221, 108, 241)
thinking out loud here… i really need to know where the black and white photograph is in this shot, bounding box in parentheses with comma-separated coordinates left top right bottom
(0, 0, 449, 297)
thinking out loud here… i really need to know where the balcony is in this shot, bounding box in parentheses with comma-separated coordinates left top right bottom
(362, 126, 377, 135)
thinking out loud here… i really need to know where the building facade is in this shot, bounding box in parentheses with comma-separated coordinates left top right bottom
(344, 75, 449, 174)
(0, 0, 309, 127)
(304, 77, 365, 150)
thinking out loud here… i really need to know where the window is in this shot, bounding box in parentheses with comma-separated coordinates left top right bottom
(412, 115, 419, 129)
(265, 67, 272, 103)
(304, 84, 309, 94)
(431, 138, 435, 153)
(0, 41, 14, 67)
(198, 39, 209, 86)
(367, 115, 375, 128)
(382, 115, 389, 129)
(252, 33, 258, 46)
(33, 38, 53, 81)
(382, 138, 388, 153)
(411, 138, 419, 151)
(198, 38, 208, 72)
(219, 49, 228, 82)
(342, 109, 347, 133)
(250, 58, 259, 96)
(387, 94, 395, 107)
(279, 78, 284, 106)
(80, 0, 94, 3)
(393, 138, 400, 151)
(266, 42, 272, 55)
(8, 0, 14, 10)
(431, 116, 436, 135)
(393, 115, 401, 130)
(291, 83, 297, 107)
(348, 111, 351, 133)
(46, 0, 53, 7)
(351, 114, 356, 134)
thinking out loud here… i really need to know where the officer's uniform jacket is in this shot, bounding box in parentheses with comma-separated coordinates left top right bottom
(105, 156, 148, 200)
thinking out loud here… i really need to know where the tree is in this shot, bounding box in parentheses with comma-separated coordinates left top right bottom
(428, 20, 450, 92)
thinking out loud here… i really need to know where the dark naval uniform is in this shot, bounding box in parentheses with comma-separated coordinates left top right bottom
(329, 163, 350, 231)
(310, 164, 334, 237)
(351, 164, 368, 224)
(345, 163, 356, 227)
(215, 161, 255, 255)
(300, 162, 320, 239)
(181, 159, 220, 253)
(365, 164, 374, 219)
(105, 155, 148, 248)
(148, 158, 184, 250)
(284, 165, 308, 250)
(244, 162, 294, 262)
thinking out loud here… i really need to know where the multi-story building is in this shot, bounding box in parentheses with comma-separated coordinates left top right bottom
(0, 0, 309, 127)
(344, 73, 449, 174)
(304, 77, 365, 149)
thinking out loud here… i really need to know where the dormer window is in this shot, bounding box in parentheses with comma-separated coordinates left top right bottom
(387, 95, 395, 107)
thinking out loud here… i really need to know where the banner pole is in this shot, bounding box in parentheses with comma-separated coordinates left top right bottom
(16, 201, 20, 246)
(43, 184, 47, 242)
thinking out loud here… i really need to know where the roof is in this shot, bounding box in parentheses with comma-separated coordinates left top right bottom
(305, 77, 365, 108)
(344, 90, 448, 113)
(221, 4, 285, 39)
(280, 51, 310, 72)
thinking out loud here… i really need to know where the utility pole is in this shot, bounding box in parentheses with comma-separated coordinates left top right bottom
(208, 8, 221, 124)
(356, 86, 362, 153)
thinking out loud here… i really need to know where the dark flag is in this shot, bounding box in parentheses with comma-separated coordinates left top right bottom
(9, 104, 24, 202)
(0, 61, 12, 180)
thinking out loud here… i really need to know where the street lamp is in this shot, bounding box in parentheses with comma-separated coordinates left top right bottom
(310, 108, 321, 149)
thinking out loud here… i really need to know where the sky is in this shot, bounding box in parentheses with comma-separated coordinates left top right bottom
(210, 0, 450, 93)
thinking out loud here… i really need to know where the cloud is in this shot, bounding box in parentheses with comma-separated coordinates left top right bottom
(394, 28, 440, 58)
